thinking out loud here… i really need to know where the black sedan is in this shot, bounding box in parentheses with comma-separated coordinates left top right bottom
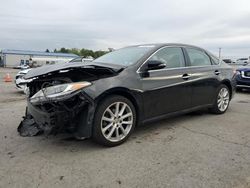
(18, 44, 236, 146)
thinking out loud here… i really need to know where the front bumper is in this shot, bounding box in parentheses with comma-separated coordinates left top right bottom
(236, 75, 250, 88)
(237, 85, 250, 88)
(15, 77, 31, 93)
(23, 92, 94, 136)
(27, 100, 67, 134)
(15, 78, 26, 89)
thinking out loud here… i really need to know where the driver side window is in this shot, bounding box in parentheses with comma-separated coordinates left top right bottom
(149, 47, 185, 69)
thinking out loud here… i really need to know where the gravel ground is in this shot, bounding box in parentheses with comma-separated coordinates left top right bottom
(0, 68, 250, 188)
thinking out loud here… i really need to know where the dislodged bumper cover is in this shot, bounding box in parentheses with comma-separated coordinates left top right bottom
(18, 92, 93, 137)
(18, 115, 41, 137)
(27, 100, 65, 134)
(18, 100, 74, 136)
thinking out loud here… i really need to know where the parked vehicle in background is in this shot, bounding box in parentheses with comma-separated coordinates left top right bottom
(236, 58, 249, 65)
(15, 64, 30, 69)
(15, 57, 93, 93)
(15, 68, 32, 94)
(235, 64, 250, 90)
(223, 59, 233, 64)
(18, 43, 236, 146)
(29, 57, 75, 68)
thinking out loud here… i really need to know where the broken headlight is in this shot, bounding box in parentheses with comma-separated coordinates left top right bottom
(30, 82, 91, 104)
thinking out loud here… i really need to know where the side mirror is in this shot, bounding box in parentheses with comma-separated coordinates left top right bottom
(147, 60, 166, 70)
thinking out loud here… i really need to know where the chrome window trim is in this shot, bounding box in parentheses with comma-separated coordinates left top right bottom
(147, 64, 221, 73)
(136, 46, 221, 74)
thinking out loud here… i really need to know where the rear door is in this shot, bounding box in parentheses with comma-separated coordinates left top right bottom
(183, 47, 221, 107)
(139, 47, 192, 119)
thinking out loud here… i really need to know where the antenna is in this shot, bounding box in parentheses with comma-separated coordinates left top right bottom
(218, 48, 222, 59)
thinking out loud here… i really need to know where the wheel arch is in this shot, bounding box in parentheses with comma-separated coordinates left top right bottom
(221, 79, 233, 99)
(95, 87, 143, 126)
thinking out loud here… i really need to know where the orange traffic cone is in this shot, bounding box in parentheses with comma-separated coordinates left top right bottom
(4, 73, 12, 82)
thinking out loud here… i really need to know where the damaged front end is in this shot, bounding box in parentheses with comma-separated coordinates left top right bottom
(18, 80, 94, 137)
(18, 63, 119, 138)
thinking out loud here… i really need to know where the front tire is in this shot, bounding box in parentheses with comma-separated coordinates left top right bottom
(209, 84, 230, 114)
(92, 95, 136, 147)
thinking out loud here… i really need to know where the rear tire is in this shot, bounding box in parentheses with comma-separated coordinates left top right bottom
(209, 84, 230, 114)
(92, 95, 136, 147)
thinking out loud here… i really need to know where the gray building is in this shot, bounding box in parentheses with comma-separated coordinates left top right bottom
(0, 49, 78, 68)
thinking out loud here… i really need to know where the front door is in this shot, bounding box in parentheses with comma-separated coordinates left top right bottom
(139, 47, 192, 120)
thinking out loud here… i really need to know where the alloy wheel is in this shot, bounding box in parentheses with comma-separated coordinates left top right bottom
(217, 87, 230, 112)
(101, 102, 133, 142)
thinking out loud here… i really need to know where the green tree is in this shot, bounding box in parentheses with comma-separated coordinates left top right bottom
(56, 47, 109, 58)
(70, 48, 81, 56)
(60, 48, 68, 53)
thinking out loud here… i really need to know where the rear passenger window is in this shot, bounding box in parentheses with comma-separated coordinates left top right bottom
(186, 48, 212, 66)
(149, 47, 185, 69)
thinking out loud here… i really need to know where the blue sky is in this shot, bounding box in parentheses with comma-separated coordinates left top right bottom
(0, 0, 250, 58)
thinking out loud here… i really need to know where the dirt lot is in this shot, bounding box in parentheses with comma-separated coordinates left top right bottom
(0, 68, 250, 188)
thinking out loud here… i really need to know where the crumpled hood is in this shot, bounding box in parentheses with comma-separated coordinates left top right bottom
(24, 62, 123, 79)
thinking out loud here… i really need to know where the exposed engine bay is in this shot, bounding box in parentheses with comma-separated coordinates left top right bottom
(18, 64, 120, 138)
(28, 67, 115, 97)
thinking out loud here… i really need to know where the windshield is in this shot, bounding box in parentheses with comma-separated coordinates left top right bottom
(93, 46, 155, 66)
(69, 57, 83, 63)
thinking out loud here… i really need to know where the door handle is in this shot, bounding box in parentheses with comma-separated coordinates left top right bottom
(214, 70, 221, 75)
(182, 73, 191, 80)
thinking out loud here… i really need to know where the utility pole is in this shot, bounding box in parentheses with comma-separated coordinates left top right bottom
(219, 48, 222, 59)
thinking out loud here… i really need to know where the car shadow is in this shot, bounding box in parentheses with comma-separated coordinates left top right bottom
(26, 109, 210, 151)
(236, 89, 250, 94)
(133, 109, 208, 136)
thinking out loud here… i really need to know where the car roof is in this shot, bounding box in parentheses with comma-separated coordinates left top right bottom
(127, 43, 206, 51)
